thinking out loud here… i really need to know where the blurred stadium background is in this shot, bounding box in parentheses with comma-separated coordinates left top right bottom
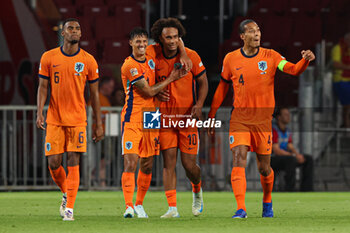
(0, 0, 350, 192)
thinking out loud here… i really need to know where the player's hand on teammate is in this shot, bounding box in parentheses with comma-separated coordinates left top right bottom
(93, 124, 104, 143)
(36, 113, 45, 130)
(180, 55, 192, 73)
(179, 38, 192, 72)
(168, 66, 188, 81)
(301, 50, 315, 62)
(191, 104, 202, 120)
(156, 90, 170, 102)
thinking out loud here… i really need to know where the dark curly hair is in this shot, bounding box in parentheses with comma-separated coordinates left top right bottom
(150, 17, 186, 44)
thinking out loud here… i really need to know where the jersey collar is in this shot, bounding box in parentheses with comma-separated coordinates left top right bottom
(162, 49, 178, 59)
(131, 54, 146, 63)
(240, 47, 259, 58)
(60, 46, 80, 57)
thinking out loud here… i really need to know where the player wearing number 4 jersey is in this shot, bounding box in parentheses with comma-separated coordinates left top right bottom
(120, 28, 186, 218)
(208, 19, 315, 218)
(36, 18, 104, 221)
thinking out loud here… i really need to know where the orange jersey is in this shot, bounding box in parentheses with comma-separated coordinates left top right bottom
(146, 44, 206, 116)
(221, 47, 285, 124)
(121, 54, 156, 123)
(39, 47, 99, 126)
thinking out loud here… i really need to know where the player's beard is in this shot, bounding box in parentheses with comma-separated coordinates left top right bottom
(70, 39, 79, 45)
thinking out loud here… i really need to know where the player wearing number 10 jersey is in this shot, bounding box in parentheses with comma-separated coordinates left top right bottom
(36, 18, 104, 221)
(148, 17, 208, 218)
(208, 19, 315, 218)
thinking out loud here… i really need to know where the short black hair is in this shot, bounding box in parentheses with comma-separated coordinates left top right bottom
(129, 27, 148, 40)
(62, 18, 80, 29)
(239, 19, 257, 34)
(151, 17, 186, 44)
(274, 107, 289, 118)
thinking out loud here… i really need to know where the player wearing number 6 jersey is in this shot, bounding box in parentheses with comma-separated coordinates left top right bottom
(208, 19, 315, 218)
(36, 18, 104, 221)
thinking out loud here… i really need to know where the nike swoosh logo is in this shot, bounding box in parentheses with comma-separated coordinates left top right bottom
(188, 147, 195, 150)
(53, 64, 61, 67)
(236, 67, 243, 70)
(77, 145, 83, 148)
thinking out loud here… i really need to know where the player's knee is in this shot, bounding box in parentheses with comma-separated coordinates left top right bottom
(67, 153, 80, 166)
(48, 161, 60, 170)
(47, 157, 61, 170)
(124, 160, 137, 172)
(258, 164, 270, 176)
(140, 161, 153, 174)
(141, 166, 152, 174)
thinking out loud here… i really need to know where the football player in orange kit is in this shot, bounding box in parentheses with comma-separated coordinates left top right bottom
(147, 18, 208, 218)
(36, 18, 104, 221)
(208, 19, 315, 218)
(120, 27, 186, 218)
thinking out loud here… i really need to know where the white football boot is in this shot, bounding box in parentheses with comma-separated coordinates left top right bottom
(192, 188, 204, 217)
(160, 207, 180, 218)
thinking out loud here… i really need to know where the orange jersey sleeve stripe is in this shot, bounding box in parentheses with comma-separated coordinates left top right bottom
(88, 78, 99, 83)
(194, 69, 206, 79)
(38, 74, 49, 80)
(130, 75, 144, 85)
(220, 76, 232, 83)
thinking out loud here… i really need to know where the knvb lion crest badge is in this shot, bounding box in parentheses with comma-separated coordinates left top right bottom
(148, 59, 155, 70)
(74, 62, 84, 76)
(258, 61, 267, 74)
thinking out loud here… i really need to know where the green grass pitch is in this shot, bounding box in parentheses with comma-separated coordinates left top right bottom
(1, 191, 349, 233)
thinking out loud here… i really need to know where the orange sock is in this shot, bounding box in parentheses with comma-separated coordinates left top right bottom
(260, 168, 274, 203)
(231, 167, 246, 211)
(135, 171, 152, 206)
(122, 172, 135, 208)
(49, 166, 67, 193)
(66, 166, 80, 209)
(191, 181, 202, 193)
(165, 190, 177, 207)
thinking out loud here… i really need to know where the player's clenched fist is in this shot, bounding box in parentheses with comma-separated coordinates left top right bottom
(301, 50, 315, 62)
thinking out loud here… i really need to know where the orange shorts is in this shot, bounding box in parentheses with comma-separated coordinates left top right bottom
(122, 122, 159, 157)
(229, 121, 272, 155)
(159, 128, 199, 155)
(45, 125, 86, 156)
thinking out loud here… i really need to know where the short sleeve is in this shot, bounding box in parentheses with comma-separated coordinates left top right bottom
(272, 128, 279, 144)
(331, 45, 341, 63)
(122, 61, 144, 85)
(188, 50, 206, 79)
(87, 56, 99, 83)
(221, 54, 232, 83)
(38, 52, 50, 80)
(146, 44, 157, 61)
